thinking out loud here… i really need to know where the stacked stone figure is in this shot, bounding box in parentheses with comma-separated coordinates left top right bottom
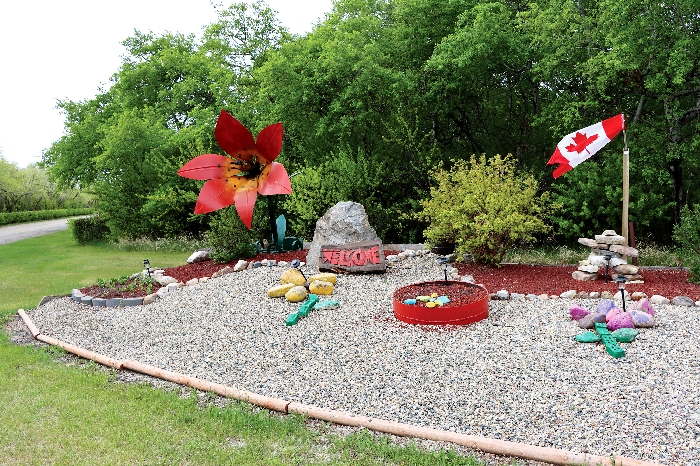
(573, 230, 643, 283)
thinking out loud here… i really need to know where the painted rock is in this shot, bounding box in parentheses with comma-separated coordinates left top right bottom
(578, 312, 606, 329)
(569, 306, 590, 321)
(425, 301, 437, 308)
(597, 299, 615, 314)
(280, 269, 307, 286)
(605, 307, 623, 323)
(575, 331, 601, 343)
(309, 272, 337, 285)
(309, 280, 334, 295)
(268, 283, 295, 298)
(633, 298, 655, 316)
(631, 310, 655, 328)
(314, 299, 340, 311)
(649, 294, 670, 305)
(612, 328, 639, 343)
(403, 299, 417, 305)
(436, 296, 450, 304)
(607, 312, 635, 331)
(417, 296, 431, 302)
(285, 286, 308, 303)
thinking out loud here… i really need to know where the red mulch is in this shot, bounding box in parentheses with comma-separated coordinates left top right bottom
(80, 249, 700, 301)
(456, 263, 700, 301)
(393, 281, 488, 307)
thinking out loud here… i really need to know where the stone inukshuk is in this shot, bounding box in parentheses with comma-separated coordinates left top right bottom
(573, 230, 643, 283)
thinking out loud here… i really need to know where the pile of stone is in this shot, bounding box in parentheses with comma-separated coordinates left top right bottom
(573, 230, 642, 283)
(267, 269, 338, 303)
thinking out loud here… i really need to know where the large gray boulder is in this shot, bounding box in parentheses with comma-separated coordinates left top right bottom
(306, 202, 380, 269)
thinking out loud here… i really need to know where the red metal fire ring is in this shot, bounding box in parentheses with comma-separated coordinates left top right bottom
(392, 280, 489, 325)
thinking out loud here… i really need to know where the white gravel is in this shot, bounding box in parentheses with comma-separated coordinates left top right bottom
(26, 254, 700, 465)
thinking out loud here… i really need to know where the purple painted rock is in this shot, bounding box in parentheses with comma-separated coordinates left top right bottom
(608, 312, 635, 331)
(578, 312, 606, 329)
(570, 306, 591, 321)
(605, 307, 623, 323)
(631, 310, 655, 328)
(597, 299, 615, 314)
(633, 298, 655, 316)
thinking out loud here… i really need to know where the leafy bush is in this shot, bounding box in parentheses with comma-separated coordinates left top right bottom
(0, 208, 94, 226)
(672, 204, 700, 283)
(204, 202, 269, 263)
(69, 215, 111, 244)
(417, 154, 554, 266)
(281, 148, 429, 242)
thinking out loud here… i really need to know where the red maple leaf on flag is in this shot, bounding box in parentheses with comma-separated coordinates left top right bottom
(565, 131, 599, 154)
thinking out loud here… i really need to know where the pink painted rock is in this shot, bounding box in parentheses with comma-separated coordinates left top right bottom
(570, 306, 591, 321)
(607, 312, 635, 331)
(597, 299, 615, 314)
(606, 307, 623, 323)
(631, 310, 655, 328)
(633, 298, 655, 316)
(578, 312, 607, 329)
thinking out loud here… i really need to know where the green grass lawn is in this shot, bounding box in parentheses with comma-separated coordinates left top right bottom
(0, 231, 489, 466)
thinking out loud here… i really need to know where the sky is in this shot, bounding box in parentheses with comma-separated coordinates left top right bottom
(0, 0, 333, 168)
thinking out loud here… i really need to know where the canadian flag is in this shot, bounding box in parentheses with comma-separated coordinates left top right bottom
(547, 114, 626, 178)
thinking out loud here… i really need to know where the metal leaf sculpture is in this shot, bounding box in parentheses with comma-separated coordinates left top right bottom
(177, 109, 292, 229)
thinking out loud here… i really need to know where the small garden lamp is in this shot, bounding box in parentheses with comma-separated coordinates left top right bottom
(438, 256, 449, 285)
(604, 254, 613, 283)
(615, 276, 628, 312)
(291, 259, 306, 280)
(143, 259, 151, 277)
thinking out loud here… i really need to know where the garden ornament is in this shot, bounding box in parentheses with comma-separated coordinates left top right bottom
(438, 256, 449, 284)
(177, 109, 292, 229)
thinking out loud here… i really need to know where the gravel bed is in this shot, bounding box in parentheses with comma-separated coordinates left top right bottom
(25, 255, 700, 465)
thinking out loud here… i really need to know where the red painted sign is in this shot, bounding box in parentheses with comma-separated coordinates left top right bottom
(319, 240, 386, 273)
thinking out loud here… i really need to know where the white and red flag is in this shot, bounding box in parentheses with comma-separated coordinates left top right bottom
(547, 114, 626, 178)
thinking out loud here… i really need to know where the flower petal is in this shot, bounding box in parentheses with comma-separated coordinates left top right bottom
(234, 179, 258, 229)
(178, 154, 232, 180)
(255, 122, 283, 164)
(258, 162, 292, 195)
(194, 179, 237, 214)
(214, 109, 257, 163)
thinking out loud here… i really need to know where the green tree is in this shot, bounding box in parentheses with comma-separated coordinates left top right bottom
(43, 2, 284, 239)
(522, 0, 700, 241)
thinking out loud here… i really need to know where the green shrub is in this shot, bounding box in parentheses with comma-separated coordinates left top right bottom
(416, 154, 554, 267)
(69, 215, 111, 244)
(0, 208, 94, 226)
(204, 201, 269, 263)
(672, 204, 700, 283)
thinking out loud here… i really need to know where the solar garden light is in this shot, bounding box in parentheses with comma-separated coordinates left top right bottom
(615, 276, 628, 312)
(291, 259, 306, 280)
(604, 254, 613, 283)
(143, 259, 151, 277)
(438, 256, 449, 284)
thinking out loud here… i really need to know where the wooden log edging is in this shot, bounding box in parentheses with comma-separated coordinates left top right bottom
(16, 309, 665, 466)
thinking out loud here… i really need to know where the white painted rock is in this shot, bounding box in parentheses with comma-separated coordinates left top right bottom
(649, 294, 670, 305)
(156, 275, 178, 286)
(187, 250, 211, 264)
(578, 264, 599, 273)
(572, 270, 599, 281)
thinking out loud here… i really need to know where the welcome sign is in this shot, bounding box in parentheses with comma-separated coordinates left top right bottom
(319, 240, 386, 273)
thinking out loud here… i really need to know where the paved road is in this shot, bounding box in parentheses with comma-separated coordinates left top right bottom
(0, 218, 77, 245)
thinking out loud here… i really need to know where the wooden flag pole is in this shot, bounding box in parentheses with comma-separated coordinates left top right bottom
(622, 121, 630, 246)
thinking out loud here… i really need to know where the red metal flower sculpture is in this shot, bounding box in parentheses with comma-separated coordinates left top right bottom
(177, 110, 292, 229)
